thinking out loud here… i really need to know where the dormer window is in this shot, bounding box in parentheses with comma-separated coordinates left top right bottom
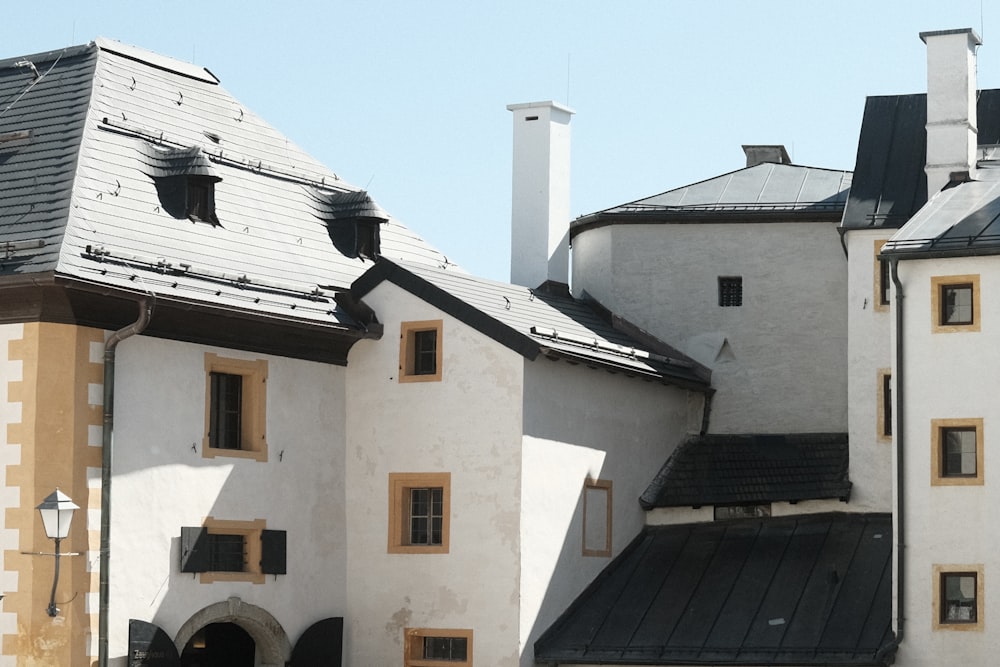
(138, 143, 222, 225)
(186, 177, 218, 224)
(307, 189, 389, 261)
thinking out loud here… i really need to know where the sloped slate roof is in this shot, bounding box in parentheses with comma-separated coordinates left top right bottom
(842, 89, 1000, 229)
(535, 513, 893, 666)
(351, 259, 711, 388)
(572, 163, 851, 237)
(0, 44, 97, 272)
(0, 39, 450, 329)
(640, 434, 852, 509)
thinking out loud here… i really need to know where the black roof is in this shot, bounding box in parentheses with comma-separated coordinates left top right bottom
(841, 89, 1000, 229)
(535, 513, 893, 666)
(640, 434, 851, 509)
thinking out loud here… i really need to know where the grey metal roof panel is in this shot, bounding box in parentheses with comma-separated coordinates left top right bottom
(842, 89, 1000, 230)
(588, 163, 851, 217)
(534, 513, 893, 665)
(881, 170, 1000, 256)
(352, 259, 711, 387)
(640, 433, 852, 509)
(0, 39, 451, 328)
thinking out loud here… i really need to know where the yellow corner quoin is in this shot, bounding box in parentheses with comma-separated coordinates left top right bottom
(4, 322, 105, 664)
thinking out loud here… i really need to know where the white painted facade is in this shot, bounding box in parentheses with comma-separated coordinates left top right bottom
(845, 228, 895, 512)
(887, 255, 999, 666)
(109, 336, 348, 664)
(342, 280, 702, 665)
(571, 220, 848, 434)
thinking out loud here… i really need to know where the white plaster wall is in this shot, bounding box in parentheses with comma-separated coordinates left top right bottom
(845, 229, 894, 512)
(893, 256, 1000, 666)
(109, 336, 347, 663)
(519, 360, 700, 666)
(344, 284, 525, 666)
(572, 221, 848, 434)
(0, 323, 22, 666)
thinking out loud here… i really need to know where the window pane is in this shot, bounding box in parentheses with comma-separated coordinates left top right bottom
(208, 534, 245, 572)
(942, 285, 973, 324)
(409, 486, 443, 545)
(943, 573, 977, 622)
(210, 372, 242, 449)
(423, 637, 467, 660)
(943, 428, 977, 476)
(718, 277, 743, 307)
(413, 330, 437, 375)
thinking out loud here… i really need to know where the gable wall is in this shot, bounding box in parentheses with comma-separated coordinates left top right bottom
(345, 282, 525, 666)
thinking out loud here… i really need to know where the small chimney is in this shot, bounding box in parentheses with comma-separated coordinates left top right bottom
(507, 101, 574, 289)
(920, 28, 982, 195)
(742, 145, 791, 168)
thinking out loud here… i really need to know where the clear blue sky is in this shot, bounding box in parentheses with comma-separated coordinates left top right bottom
(4, 1, 998, 281)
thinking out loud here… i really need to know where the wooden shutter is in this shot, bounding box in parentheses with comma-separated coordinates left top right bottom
(260, 529, 287, 575)
(128, 619, 180, 666)
(180, 527, 209, 573)
(290, 617, 343, 666)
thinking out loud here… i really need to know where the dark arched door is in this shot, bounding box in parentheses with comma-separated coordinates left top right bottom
(180, 622, 255, 666)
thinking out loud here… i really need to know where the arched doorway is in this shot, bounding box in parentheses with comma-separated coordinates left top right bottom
(174, 597, 291, 667)
(180, 622, 255, 666)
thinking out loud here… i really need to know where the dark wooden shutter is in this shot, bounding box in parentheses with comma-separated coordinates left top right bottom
(260, 529, 286, 575)
(128, 619, 180, 666)
(180, 527, 209, 573)
(290, 617, 343, 666)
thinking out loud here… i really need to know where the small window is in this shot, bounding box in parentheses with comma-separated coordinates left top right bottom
(714, 503, 771, 520)
(931, 418, 984, 486)
(718, 277, 743, 307)
(399, 320, 443, 383)
(931, 275, 981, 332)
(180, 518, 285, 584)
(404, 628, 472, 667)
(389, 473, 451, 554)
(942, 284, 973, 324)
(877, 369, 892, 441)
(186, 176, 219, 224)
(942, 428, 977, 477)
(207, 534, 245, 572)
(583, 479, 612, 557)
(874, 240, 890, 311)
(933, 565, 983, 631)
(203, 354, 268, 462)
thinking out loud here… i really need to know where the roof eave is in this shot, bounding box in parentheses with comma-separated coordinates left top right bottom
(571, 208, 845, 240)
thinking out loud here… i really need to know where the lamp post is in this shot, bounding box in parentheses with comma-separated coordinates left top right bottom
(36, 489, 78, 617)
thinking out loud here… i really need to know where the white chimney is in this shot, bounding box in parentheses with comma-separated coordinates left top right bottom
(507, 101, 574, 289)
(921, 28, 981, 195)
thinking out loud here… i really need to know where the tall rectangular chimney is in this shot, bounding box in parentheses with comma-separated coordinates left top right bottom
(920, 28, 981, 194)
(507, 101, 574, 289)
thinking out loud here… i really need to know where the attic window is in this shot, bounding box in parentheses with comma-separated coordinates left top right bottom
(186, 177, 218, 223)
(307, 189, 389, 261)
(718, 276, 743, 307)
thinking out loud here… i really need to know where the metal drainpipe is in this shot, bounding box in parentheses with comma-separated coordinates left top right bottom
(99, 297, 153, 667)
(876, 258, 905, 664)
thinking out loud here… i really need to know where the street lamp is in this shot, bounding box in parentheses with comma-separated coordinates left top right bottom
(36, 489, 78, 617)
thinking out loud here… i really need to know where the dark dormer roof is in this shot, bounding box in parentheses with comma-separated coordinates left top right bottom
(535, 513, 893, 665)
(137, 143, 220, 180)
(640, 433, 851, 509)
(841, 89, 1000, 229)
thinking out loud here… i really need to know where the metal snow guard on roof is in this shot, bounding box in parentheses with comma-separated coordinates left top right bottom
(535, 512, 893, 665)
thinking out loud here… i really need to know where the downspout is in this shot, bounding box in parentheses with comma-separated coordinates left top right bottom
(99, 297, 153, 667)
(876, 258, 904, 664)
